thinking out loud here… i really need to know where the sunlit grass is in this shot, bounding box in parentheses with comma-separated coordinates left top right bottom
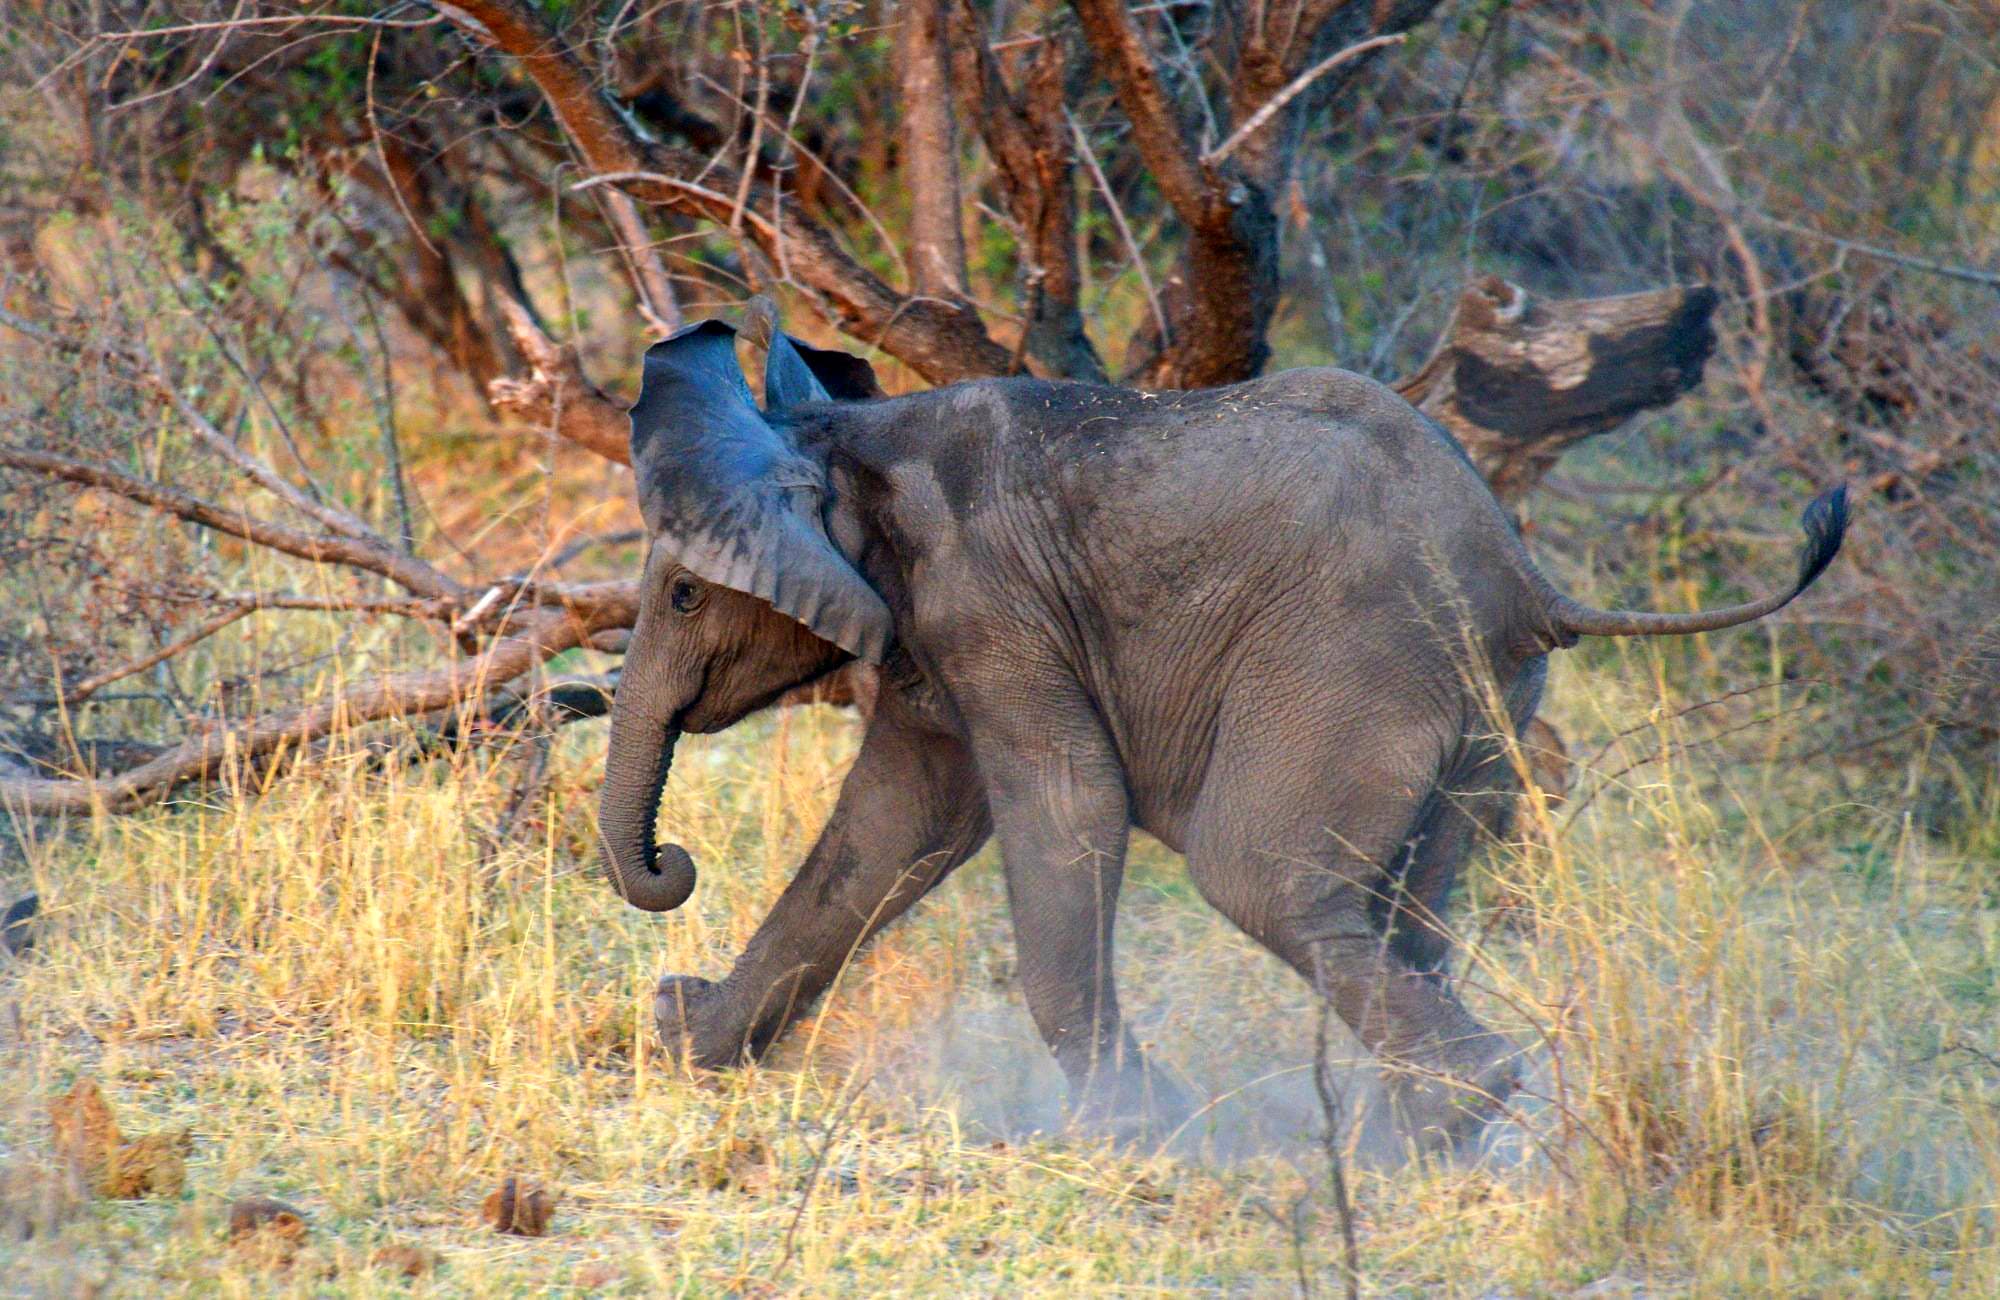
(2, 644, 1995, 1295)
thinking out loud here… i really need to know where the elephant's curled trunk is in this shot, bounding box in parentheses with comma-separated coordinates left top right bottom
(597, 667, 698, 913)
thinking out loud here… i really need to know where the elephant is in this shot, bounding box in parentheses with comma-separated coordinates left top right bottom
(597, 312, 1847, 1144)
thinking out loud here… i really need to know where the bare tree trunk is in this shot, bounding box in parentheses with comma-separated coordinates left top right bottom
(947, 1, 1104, 381)
(898, 0, 969, 299)
(1071, 0, 1445, 388)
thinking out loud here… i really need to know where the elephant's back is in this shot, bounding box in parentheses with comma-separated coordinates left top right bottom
(1074, 367, 1519, 559)
(1054, 368, 1549, 664)
(876, 369, 1547, 660)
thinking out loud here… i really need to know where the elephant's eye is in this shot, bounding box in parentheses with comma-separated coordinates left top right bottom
(669, 576, 705, 615)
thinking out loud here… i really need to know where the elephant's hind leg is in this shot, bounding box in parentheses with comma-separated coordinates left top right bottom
(1381, 658, 1548, 978)
(1184, 708, 1519, 1147)
(1376, 746, 1513, 980)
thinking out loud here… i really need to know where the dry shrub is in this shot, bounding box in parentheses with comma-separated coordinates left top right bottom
(482, 1175, 559, 1237)
(48, 1077, 188, 1199)
(1595, 1051, 1838, 1234)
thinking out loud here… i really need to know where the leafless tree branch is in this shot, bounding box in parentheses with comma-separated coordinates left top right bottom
(438, 0, 1016, 384)
(1203, 32, 1407, 167)
(0, 448, 459, 599)
(22, 603, 256, 708)
(486, 296, 634, 465)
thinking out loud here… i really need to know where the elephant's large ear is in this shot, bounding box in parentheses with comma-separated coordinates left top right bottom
(764, 332, 884, 408)
(628, 319, 892, 663)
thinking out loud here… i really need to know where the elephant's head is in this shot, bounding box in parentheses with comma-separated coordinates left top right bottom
(598, 318, 889, 912)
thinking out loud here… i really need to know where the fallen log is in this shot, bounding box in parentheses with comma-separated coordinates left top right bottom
(1396, 276, 1718, 503)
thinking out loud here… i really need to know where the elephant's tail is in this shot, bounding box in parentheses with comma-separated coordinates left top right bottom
(1535, 485, 1848, 646)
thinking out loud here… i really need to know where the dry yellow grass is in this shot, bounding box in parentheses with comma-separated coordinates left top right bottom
(2, 636, 1996, 1295)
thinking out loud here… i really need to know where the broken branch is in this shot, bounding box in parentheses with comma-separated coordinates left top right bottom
(1395, 276, 1720, 503)
(485, 297, 633, 465)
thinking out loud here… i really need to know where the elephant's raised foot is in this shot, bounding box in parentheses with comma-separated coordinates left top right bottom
(654, 974, 755, 1069)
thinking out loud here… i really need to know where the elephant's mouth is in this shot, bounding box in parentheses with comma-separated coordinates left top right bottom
(678, 657, 849, 734)
(669, 666, 724, 734)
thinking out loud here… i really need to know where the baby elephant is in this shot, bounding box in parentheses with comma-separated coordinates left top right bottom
(598, 314, 1846, 1144)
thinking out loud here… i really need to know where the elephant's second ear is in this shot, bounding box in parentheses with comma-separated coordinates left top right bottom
(628, 319, 893, 663)
(764, 332, 884, 409)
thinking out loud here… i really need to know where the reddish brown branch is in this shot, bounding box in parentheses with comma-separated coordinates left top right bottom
(950, 4, 1103, 381)
(485, 297, 633, 465)
(1068, 0, 1210, 224)
(1068, 0, 1285, 387)
(1071, 0, 1443, 387)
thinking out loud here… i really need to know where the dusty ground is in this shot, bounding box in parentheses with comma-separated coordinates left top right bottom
(2, 648, 1996, 1296)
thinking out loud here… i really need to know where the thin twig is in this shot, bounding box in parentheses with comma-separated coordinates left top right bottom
(1312, 1000, 1362, 1300)
(729, 12, 771, 239)
(94, 11, 441, 40)
(157, 278, 333, 513)
(496, 733, 553, 839)
(35, 6, 443, 92)
(773, 1073, 874, 1278)
(30, 604, 257, 707)
(1202, 33, 1407, 167)
(1526, 32, 2000, 293)
(597, 187, 684, 335)
(1065, 109, 1169, 350)
(504, 529, 646, 582)
(570, 171, 779, 238)
(351, 264, 418, 551)
(1735, 207, 2000, 292)
(365, 38, 443, 260)
(0, 302, 377, 542)
(106, 0, 249, 112)
(1248, 1196, 1315, 1299)
(693, 71, 908, 283)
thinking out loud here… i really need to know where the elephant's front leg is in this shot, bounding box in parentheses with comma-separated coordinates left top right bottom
(655, 692, 990, 1067)
(969, 686, 1188, 1138)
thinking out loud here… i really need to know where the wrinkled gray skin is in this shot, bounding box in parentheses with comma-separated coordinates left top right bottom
(600, 319, 1847, 1146)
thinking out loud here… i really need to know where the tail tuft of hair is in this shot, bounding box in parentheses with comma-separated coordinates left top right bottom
(1793, 484, 1849, 595)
